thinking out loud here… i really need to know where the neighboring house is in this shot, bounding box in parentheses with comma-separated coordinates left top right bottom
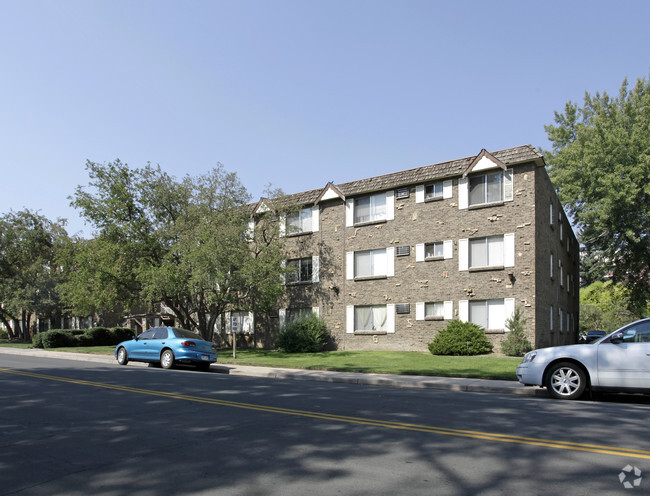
(233, 145, 580, 352)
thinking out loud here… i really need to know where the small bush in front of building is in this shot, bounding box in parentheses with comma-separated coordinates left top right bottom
(276, 315, 330, 353)
(500, 307, 533, 357)
(111, 327, 136, 344)
(428, 320, 493, 356)
(81, 327, 112, 346)
(39, 330, 76, 349)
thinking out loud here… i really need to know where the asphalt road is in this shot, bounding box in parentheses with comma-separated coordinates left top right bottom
(1, 352, 650, 496)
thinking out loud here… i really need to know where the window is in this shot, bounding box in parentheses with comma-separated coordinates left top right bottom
(417, 240, 452, 262)
(469, 171, 503, 206)
(416, 301, 452, 321)
(550, 253, 554, 279)
(425, 242, 444, 259)
(354, 305, 388, 332)
(354, 249, 387, 278)
(286, 307, 314, 323)
(152, 328, 168, 339)
(469, 299, 505, 330)
(618, 320, 650, 343)
(559, 260, 564, 287)
(550, 305, 554, 331)
(286, 257, 313, 283)
(469, 235, 504, 268)
(426, 302, 444, 318)
(287, 207, 313, 234)
(354, 193, 387, 224)
(425, 182, 443, 200)
(550, 202, 554, 226)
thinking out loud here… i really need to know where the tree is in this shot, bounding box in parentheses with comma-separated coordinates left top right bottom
(544, 75, 650, 312)
(64, 160, 288, 340)
(0, 210, 68, 341)
(579, 281, 647, 335)
(501, 306, 532, 357)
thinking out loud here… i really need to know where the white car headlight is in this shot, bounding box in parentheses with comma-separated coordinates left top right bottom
(521, 351, 537, 364)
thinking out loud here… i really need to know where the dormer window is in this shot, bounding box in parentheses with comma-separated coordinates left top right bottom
(287, 207, 313, 234)
(469, 171, 504, 206)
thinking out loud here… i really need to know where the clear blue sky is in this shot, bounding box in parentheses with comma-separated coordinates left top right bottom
(1, 0, 649, 237)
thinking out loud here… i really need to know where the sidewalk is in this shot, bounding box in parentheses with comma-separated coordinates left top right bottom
(0, 347, 547, 397)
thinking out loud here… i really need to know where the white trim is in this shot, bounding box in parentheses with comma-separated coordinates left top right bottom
(443, 240, 453, 259)
(443, 180, 453, 199)
(312, 205, 320, 232)
(458, 177, 468, 209)
(279, 214, 286, 237)
(346, 252, 354, 280)
(345, 199, 354, 227)
(346, 305, 354, 333)
(312, 256, 320, 283)
(386, 304, 395, 333)
(416, 243, 425, 262)
(312, 307, 320, 318)
(416, 302, 425, 321)
(386, 190, 395, 221)
(473, 155, 501, 172)
(504, 233, 515, 267)
(386, 247, 395, 277)
(504, 298, 515, 330)
(443, 301, 453, 320)
(415, 185, 425, 203)
(458, 238, 469, 271)
(459, 300, 469, 322)
(504, 169, 513, 201)
(278, 309, 286, 329)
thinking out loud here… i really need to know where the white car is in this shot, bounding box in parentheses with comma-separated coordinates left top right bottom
(517, 318, 650, 399)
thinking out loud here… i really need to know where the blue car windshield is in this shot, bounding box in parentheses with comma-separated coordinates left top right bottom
(171, 328, 203, 340)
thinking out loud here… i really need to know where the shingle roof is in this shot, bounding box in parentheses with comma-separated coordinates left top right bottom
(256, 145, 543, 209)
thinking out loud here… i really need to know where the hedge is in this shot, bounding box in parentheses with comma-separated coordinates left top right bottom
(32, 327, 136, 349)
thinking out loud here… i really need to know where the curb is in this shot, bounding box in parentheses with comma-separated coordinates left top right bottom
(0, 347, 547, 397)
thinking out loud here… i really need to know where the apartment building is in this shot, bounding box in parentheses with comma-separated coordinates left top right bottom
(242, 145, 579, 352)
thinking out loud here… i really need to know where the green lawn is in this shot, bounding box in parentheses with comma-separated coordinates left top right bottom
(0, 341, 521, 380)
(217, 349, 521, 381)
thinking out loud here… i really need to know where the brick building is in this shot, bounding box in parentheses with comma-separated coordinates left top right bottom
(240, 145, 579, 352)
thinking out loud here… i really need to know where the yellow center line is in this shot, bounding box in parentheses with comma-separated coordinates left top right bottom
(3, 367, 649, 459)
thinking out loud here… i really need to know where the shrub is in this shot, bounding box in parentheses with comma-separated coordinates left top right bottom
(40, 330, 76, 348)
(428, 319, 493, 356)
(111, 327, 136, 344)
(276, 315, 330, 353)
(501, 307, 533, 357)
(81, 327, 112, 346)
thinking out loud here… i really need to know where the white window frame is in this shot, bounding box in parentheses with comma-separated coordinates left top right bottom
(459, 298, 514, 330)
(459, 169, 513, 209)
(459, 234, 514, 271)
(346, 191, 394, 226)
(278, 307, 320, 329)
(416, 240, 452, 262)
(416, 301, 453, 320)
(346, 304, 395, 333)
(347, 248, 394, 279)
(416, 180, 453, 203)
(286, 206, 319, 234)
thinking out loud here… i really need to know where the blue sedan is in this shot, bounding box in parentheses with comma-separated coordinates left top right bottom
(115, 327, 218, 371)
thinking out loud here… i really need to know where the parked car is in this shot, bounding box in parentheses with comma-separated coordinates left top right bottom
(581, 330, 607, 344)
(517, 318, 650, 399)
(115, 327, 218, 371)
